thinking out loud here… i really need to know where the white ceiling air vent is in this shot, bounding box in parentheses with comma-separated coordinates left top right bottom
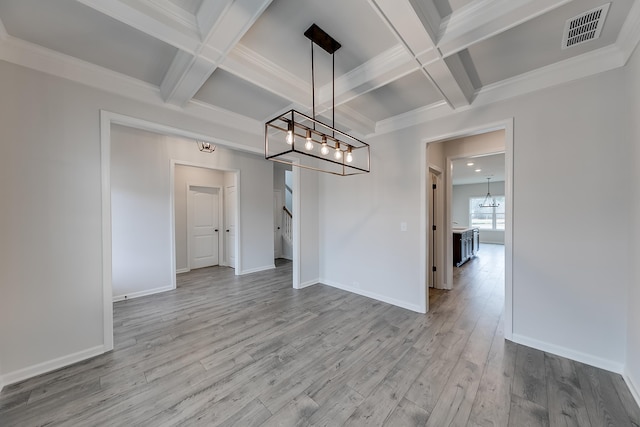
(562, 3, 611, 49)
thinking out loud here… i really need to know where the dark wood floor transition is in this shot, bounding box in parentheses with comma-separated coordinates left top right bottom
(1, 245, 639, 426)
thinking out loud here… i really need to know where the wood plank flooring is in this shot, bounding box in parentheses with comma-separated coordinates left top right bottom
(1, 245, 639, 426)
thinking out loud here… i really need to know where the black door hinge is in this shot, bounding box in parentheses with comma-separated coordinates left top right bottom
(432, 266, 437, 272)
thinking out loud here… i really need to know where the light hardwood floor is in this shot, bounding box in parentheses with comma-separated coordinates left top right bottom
(1, 244, 639, 426)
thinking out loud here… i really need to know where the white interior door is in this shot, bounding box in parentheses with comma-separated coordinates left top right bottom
(189, 186, 219, 269)
(274, 190, 283, 259)
(225, 185, 237, 269)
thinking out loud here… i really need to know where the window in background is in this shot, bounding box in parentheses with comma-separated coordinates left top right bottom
(469, 196, 505, 230)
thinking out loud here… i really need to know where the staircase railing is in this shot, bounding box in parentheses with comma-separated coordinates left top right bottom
(282, 206, 293, 244)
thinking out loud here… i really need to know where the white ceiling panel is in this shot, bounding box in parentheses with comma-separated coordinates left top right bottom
(0, 0, 178, 85)
(194, 68, 291, 120)
(465, 0, 633, 86)
(452, 153, 505, 185)
(237, 0, 398, 86)
(342, 71, 444, 122)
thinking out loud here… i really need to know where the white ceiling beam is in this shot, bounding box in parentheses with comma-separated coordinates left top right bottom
(221, 43, 309, 106)
(316, 44, 419, 108)
(75, 0, 200, 53)
(160, 0, 272, 106)
(222, 43, 415, 135)
(368, 0, 474, 109)
(437, 0, 573, 57)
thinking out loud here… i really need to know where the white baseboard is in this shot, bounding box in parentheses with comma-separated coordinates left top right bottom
(624, 369, 640, 408)
(113, 285, 174, 302)
(511, 333, 624, 374)
(0, 345, 105, 388)
(239, 265, 275, 275)
(320, 279, 425, 313)
(176, 268, 190, 274)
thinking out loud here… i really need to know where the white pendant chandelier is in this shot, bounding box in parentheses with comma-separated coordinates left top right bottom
(265, 24, 370, 176)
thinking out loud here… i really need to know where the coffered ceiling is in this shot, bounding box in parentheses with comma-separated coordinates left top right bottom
(0, 0, 639, 138)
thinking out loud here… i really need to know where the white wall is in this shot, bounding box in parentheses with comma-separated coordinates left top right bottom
(452, 181, 505, 244)
(111, 126, 175, 299)
(174, 165, 225, 272)
(319, 59, 633, 370)
(628, 42, 640, 402)
(0, 59, 321, 386)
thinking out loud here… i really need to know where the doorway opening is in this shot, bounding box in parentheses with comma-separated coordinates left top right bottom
(101, 110, 303, 352)
(423, 120, 513, 339)
(172, 163, 239, 279)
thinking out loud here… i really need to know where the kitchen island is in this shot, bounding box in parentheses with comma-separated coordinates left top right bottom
(453, 227, 479, 266)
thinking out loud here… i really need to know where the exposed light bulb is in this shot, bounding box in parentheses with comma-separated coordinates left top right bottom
(320, 136, 329, 155)
(305, 130, 313, 151)
(285, 122, 294, 145)
(334, 146, 342, 160)
(346, 148, 353, 163)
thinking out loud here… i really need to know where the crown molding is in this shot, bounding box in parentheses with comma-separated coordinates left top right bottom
(0, 36, 262, 135)
(75, 0, 200, 53)
(617, 0, 640, 63)
(473, 44, 625, 107)
(373, 43, 627, 136)
(437, 0, 572, 57)
(140, 0, 198, 30)
(373, 101, 450, 136)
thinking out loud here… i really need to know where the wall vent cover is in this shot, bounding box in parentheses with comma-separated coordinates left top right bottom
(562, 3, 610, 49)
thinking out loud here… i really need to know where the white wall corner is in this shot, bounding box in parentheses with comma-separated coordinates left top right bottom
(0, 345, 105, 389)
(511, 333, 625, 374)
(624, 368, 640, 408)
(320, 279, 426, 314)
(296, 280, 319, 290)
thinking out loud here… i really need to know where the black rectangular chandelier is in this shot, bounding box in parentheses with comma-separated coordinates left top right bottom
(265, 24, 370, 176)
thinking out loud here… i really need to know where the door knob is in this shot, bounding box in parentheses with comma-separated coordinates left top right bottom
(214, 229, 218, 232)
(226, 230, 230, 232)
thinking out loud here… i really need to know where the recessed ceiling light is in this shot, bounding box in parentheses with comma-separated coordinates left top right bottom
(467, 162, 474, 166)
(475, 169, 482, 172)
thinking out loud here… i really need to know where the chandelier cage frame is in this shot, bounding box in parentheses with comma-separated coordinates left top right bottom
(264, 24, 370, 176)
